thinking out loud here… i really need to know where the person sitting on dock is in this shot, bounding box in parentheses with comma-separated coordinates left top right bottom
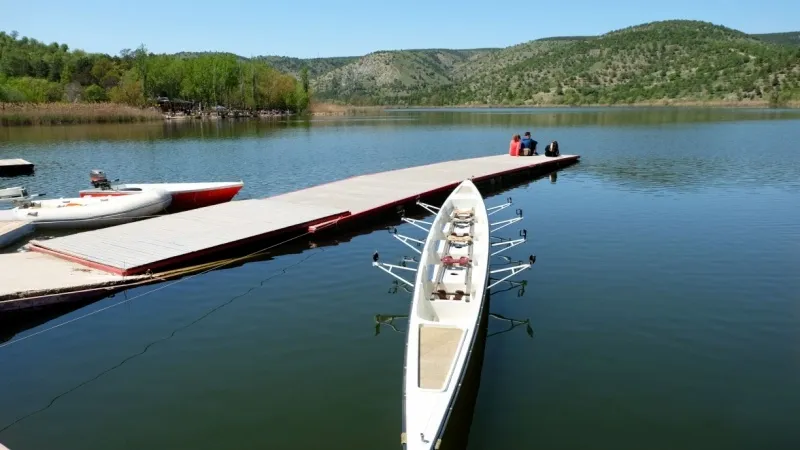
(520, 131, 538, 156)
(508, 134, 522, 156)
(544, 140, 560, 157)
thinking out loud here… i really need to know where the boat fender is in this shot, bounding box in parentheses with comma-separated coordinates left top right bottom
(400, 432, 406, 444)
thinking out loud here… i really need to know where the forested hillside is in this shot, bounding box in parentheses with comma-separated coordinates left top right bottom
(304, 21, 800, 106)
(257, 55, 359, 79)
(311, 48, 495, 105)
(753, 32, 800, 46)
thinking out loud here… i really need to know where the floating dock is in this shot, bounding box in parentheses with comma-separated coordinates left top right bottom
(1, 153, 578, 308)
(29, 199, 349, 276)
(0, 220, 33, 249)
(0, 158, 34, 176)
(0, 252, 147, 312)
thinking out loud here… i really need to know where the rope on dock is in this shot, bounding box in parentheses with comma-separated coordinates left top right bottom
(0, 217, 344, 350)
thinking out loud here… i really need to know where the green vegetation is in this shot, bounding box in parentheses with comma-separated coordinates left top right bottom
(1, 20, 798, 120)
(311, 48, 495, 105)
(753, 32, 800, 46)
(0, 32, 311, 124)
(305, 21, 800, 107)
(258, 55, 360, 79)
(0, 102, 162, 126)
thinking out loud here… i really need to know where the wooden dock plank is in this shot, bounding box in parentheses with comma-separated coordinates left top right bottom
(0, 220, 34, 249)
(0, 158, 34, 176)
(30, 199, 348, 274)
(275, 154, 573, 216)
(0, 158, 33, 167)
(0, 252, 143, 305)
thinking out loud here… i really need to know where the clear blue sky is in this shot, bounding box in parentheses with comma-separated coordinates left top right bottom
(1, 0, 797, 58)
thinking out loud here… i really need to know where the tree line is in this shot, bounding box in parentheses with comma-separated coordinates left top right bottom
(0, 31, 310, 112)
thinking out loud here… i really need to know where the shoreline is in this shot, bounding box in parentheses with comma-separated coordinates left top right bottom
(382, 99, 800, 110)
(0, 102, 163, 126)
(2, 100, 798, 126)
(307, 99, 800, 115)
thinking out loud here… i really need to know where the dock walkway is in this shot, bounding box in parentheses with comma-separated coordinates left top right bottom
(0, 252, 146, 311)
(1, 153, 578, 306)
(0, 158, 34, 176)
(30, 199, 347, 275)
(0, 220, 33, 249)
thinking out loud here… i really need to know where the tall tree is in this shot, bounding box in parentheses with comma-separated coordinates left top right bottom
(300, 66, 310, 94)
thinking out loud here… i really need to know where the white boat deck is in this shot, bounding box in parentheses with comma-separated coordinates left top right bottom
(418, 325, 464, 390)
(400, 178, 494, 449)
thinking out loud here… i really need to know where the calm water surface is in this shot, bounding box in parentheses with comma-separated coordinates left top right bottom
(1, 108, 799, 450)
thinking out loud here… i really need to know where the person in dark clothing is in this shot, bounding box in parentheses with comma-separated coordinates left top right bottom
(520, 131, 538, 156)
(544, 140, 560, 157)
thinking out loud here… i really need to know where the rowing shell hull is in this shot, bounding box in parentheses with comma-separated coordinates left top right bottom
(79, 181, 243, 212)
(6, 189, 171, 230)
(403, 179, 490, 450)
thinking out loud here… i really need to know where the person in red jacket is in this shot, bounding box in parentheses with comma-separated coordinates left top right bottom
(508, 134, 522, 156)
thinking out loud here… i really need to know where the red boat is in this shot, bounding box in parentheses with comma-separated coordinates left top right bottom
(79, 170, 244, 212)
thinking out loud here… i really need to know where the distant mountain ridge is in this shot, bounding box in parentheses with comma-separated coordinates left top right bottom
(753, 32, 800, 46)
(173, 21, 800, 106)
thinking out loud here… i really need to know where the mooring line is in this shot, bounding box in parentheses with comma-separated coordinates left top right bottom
(0, 219, 341, 350)
(0, 247, 325, 435)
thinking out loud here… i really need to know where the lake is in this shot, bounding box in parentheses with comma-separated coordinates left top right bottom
(1, 107, 799, 450)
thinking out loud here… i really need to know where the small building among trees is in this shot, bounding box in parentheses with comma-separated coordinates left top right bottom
(156, 96, 195, 114)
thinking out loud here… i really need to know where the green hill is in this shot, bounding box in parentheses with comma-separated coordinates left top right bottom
(256, 55, 360, 79)
(311, 48, 495, 104)
(753, 32, 800, 46)
(306, 20, 800, 106)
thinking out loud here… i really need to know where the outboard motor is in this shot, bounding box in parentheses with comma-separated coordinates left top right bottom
(90, 169, 111, 189)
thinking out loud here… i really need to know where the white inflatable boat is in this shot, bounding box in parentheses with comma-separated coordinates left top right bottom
(4, 189, 171, 230)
